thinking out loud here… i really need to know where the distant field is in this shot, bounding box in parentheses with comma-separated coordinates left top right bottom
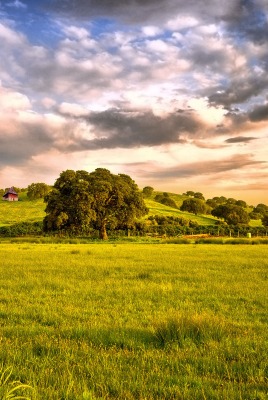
(0, 192, 45, 227)
(0, 243, 267, 399)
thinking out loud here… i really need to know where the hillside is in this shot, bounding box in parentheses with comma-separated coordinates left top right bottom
(145, 198, 218, 226)
(0, 190, 263, 228)
(0, 192, 45, 227)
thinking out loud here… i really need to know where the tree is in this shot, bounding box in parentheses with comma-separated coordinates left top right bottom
(253, 203, 268, 217)
(194, 192, 205, 200)
(180, 198, 207, 215)
(27, 182, 51, 200)
(212, 204, 250, 225)
(261, 213, 268, 227)
(186, 191, 195, 197)
(43, 170, 95, 234)
(235, 200, 247, 208)
(44, 169, 148, 239)
(142, 186, 154, 197)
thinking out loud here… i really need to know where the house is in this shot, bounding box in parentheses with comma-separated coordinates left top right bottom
(2, 187, 19, 201)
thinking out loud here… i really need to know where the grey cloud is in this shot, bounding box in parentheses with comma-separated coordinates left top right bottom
(0, 122, 55, 167)
(209, 75, 268, 108)
(225, 136, 257, 143)
(142, 154, 266, 179)
(41, 0, 255, 26)
(66, 108, 203, 150)
(249, 103, 268, 121)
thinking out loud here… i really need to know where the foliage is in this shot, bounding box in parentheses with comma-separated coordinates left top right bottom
(142, 186, 154, 197)
(253, 203, 268, 217)
(180, 198, 207, 215)
(154, 192, 177, 209)
(235, 199, 247, 208)
(193, 191, 205, 200)
(0, 221, 43, 237)
(261, 213, 268, 227)
(44, 168, 148, 239)
(26, 182, 51, 200)
(212, 204, 250, 225)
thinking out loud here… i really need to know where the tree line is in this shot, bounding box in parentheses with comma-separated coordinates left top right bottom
(143, 187, 268, 228)
(1, 173, 268, 239)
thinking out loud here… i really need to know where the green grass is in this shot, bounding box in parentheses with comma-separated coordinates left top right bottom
(145, 198, 218, 225)
(0, 193, 45, 227)
(0, 243, 267, 399)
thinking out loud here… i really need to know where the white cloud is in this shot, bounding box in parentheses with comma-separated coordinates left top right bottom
(58, 102, 89, 117)
(166, 15, 199, 31)
(142, 26, 163, 37)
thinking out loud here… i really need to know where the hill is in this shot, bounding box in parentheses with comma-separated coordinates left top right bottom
(0, 190, 263, 229)
(0, 192, 45, 227)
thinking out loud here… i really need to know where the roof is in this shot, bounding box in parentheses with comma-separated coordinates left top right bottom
(3, 187, 18, 196)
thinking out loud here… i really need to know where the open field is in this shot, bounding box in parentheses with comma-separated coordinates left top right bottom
(0, 243, 267, 399)
(0, 193, 45, 227)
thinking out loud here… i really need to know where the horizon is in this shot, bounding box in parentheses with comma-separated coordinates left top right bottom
(0, 1, 267, 205)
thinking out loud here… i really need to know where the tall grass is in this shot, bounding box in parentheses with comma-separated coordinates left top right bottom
(0, 243, 267, 399)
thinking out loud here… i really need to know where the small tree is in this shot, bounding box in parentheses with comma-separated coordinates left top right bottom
(142, 186, 154, 197)
(194, 192, 205, 200)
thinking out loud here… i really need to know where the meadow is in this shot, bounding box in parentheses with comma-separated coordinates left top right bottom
(0, 243, 267, 399)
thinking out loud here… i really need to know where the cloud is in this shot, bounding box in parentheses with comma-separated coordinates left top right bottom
(6, 0, 27, 9)
(142, 154, 267, 179)
(67, 108, 204, 150)
(225, 136, 258, 143)
(249, 103, 268, 121)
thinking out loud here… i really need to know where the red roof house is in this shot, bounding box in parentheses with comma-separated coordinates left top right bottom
(2, 187, 19, 201)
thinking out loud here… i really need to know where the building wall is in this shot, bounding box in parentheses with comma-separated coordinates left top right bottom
(3, 194, 18, 201)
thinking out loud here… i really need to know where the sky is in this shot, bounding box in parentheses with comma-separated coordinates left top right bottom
(0, 0, 268, 204)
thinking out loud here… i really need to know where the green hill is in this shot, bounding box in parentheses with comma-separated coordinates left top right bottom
(145, 198, 218, 226)
(0, 190, 263, 229)
(0, 192, 45, 227)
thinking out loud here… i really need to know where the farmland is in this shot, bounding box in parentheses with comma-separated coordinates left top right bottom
(0, 243, 267, 399)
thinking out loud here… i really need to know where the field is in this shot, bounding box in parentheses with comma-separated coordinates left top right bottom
(0, 243, 267, 399)
(0, 193, 45, 227)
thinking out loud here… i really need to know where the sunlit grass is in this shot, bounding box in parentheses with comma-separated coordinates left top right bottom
(0, 193, 45, 227)
(145, 198, 218, 225)
(0, 243, 267, 399)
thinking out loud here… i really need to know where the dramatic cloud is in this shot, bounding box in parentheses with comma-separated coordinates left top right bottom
(0, 0, 267, 202)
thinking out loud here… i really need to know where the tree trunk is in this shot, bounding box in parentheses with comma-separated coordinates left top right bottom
(99, 223, 108, 240)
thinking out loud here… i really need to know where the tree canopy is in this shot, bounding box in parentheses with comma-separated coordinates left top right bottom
(43, 168, 148, 239)
(211, 204, 250, 225)
(180, 198, 207, 215)
(27, 182, 51, 200)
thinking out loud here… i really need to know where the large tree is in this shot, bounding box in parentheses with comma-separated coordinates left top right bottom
(43, 168, 148, 239)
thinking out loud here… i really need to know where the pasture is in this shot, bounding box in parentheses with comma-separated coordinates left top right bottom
(0, 243, 267, 399)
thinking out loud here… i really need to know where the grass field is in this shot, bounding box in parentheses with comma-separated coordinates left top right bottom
(0, 193, 45, 227)
(0, 243, 267, 399)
